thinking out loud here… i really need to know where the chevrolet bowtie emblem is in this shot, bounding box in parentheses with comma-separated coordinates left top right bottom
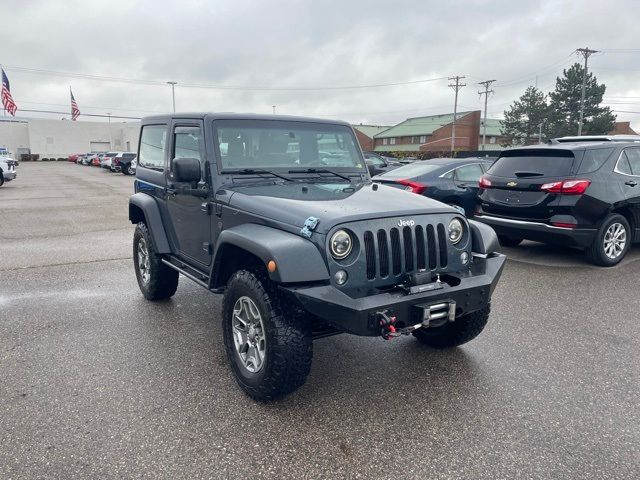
(506, 181, 518, 187)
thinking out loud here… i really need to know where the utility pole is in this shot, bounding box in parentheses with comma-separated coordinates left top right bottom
(478, 79, 496, 151)
(167, 81, 177, 112)
(448, 76, 466, 153)
(272, 105, 276, 114)
(576, 47, 599, 136)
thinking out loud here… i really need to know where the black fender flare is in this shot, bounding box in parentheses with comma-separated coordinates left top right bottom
(128, 193, 171, 253)
(213, 224, 329, 284)
(468, 219, 501, 255)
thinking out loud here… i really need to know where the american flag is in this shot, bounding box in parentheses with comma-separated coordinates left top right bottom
(1, 68, 18, 116)
(70, 88, 80, 121)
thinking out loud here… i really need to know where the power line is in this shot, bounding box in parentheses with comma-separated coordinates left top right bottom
(3, 65, 449, 91)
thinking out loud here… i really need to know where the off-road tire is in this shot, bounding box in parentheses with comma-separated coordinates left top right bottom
(133, 222, 179, 300)
(413, 304, 490, 348)
(585, 213, 631, 267)
(222, 269, 312, 401)
(0, 173, 4, 187)
(498, 235, 523, 247)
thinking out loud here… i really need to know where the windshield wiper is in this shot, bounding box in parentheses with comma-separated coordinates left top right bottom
(221, 168, 293, 182)
(288, 168, 352, 183)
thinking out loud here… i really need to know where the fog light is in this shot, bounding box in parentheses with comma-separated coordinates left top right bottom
(334, 270, 348, 285)
(460, 251, 469, 265)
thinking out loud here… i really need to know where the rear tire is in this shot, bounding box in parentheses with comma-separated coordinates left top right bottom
(222, 270, 312, 401)
(498, 235, 523, 247)
(133, 222, 179, 300)
(585, 213, 630, 267)
(413, 305, 490, 348)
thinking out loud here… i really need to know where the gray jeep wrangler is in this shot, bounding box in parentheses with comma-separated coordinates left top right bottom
(129, 113, 505, 400)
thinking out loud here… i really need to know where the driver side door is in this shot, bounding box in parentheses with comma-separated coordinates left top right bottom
(165, 121, 213, 268)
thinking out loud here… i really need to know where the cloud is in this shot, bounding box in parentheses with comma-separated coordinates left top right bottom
(1, 0, 638, 128)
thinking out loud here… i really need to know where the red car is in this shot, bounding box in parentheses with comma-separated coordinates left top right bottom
(67, 154, 80, 162)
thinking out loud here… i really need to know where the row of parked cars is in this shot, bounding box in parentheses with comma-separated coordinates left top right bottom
(68, 151, 137, 175)
(0, 152, 18, 187)
(370, 135, 640, 266)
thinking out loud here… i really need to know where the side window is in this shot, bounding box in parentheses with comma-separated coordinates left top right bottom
(624, 149, 640, 175)
(138, 125, 167, 170)
(173, 126, 202, 161)
(455, 164, 484, 182)
(578, 148, 614, 174)
(616, 151, 634, 175)
(366, 155, 384, 167)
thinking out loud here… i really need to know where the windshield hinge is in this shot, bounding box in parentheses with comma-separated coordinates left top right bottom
(300, 216, 320, 238)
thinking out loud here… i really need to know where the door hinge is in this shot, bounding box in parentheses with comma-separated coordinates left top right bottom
(215, 202, 223, 217)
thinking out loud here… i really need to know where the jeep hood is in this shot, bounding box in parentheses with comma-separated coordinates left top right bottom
(225, 181, 457, 234)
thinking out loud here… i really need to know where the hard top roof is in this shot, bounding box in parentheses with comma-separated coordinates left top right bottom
(140, 112, 351, 127)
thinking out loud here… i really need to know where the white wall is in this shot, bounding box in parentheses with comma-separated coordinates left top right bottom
(0, 117, 141, 159)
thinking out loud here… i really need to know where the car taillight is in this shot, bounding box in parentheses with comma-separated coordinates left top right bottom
(540, 179, 591, 195)
(479, 176, 492, 189)
(397, 179, 427, 194)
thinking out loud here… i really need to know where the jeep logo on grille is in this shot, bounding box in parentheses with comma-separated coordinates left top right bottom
(397, 219, 415, 227)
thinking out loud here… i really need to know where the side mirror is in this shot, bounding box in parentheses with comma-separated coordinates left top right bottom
(173, 157, 201, 183)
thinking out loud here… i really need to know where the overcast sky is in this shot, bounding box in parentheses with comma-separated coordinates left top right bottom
(1, 0, 639, 128)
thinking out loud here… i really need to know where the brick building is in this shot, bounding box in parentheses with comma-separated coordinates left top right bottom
(352, 124, 391, 151)
(372, 111, 483, 153)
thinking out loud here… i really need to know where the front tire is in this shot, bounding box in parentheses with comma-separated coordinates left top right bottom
(222, 270, 312, 401)
(413, 305, 490, 348)
(133, 222, 179, 300)
(0, 174, 4, 187)
(498, 235, 523, 247)
(585, 213, 630, 267)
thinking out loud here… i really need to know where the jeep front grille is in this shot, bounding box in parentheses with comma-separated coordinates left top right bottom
(363, 223, 448, 280)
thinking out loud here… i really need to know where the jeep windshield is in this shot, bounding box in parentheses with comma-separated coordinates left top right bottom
(213, 120, 366, 175)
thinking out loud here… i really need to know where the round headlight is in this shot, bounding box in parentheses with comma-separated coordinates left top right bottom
(330, 230, 352, 259)
(448, 218, 464, 244)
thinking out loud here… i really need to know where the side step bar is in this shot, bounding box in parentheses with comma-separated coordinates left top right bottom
(161, 256, 214, 290)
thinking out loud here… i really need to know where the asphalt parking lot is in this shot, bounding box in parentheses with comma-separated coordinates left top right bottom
(1, 162, 639, 479)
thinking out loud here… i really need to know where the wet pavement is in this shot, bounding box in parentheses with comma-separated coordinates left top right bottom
(1, 163, 638, 479)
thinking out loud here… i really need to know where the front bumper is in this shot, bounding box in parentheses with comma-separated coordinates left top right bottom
(3, 170, 16, 181)
(475, 214, 596, 248)
(283, 254, 506, 336)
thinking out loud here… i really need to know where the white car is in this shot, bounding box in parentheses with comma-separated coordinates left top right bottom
(0, 156, 17, 187)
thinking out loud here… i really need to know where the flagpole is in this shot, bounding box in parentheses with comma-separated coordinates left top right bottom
(1, 65, 5, 117)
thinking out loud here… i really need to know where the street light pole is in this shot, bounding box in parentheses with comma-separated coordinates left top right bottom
(167, 81, 177, 112)
(106, 112, 112, 149)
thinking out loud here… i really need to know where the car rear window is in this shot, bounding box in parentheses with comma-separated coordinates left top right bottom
(488, 149, 576, 178)
(375, 162, 443, 180)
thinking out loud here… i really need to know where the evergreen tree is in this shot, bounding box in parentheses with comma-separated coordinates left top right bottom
(501, 86, 549, 145)
(547, 63, 616, 137)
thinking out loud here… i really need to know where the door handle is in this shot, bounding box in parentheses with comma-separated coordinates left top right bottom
(625, 180, 638, 187)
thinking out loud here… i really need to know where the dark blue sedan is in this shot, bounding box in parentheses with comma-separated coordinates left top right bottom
(373, 157, 494, 216)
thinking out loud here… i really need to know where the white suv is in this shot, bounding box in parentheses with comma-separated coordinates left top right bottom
(0, 156, 17, 187)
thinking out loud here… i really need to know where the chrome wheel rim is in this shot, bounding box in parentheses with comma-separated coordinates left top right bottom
(232, 296, 266, 373)
(603, 222, 626, 260)
(137, 238, 151, 284)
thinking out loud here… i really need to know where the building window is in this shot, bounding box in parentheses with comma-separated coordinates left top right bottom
(383, 138, 388, 145)
(419, 135, 426, 143)
(489, 137, 496, 144)
(389, 138, 396, 145)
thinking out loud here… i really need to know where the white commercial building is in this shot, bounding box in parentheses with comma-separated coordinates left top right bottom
(0, 117, 140, 159)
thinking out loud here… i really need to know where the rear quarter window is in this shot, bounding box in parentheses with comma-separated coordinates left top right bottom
(488, 149, 576, 178)
(577, 148, 615, 174)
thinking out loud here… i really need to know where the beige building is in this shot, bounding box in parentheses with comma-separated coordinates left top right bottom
(0, 117, 140, 159)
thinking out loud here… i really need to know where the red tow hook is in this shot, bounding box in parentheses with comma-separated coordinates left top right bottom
(377, 311, 399, 340)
